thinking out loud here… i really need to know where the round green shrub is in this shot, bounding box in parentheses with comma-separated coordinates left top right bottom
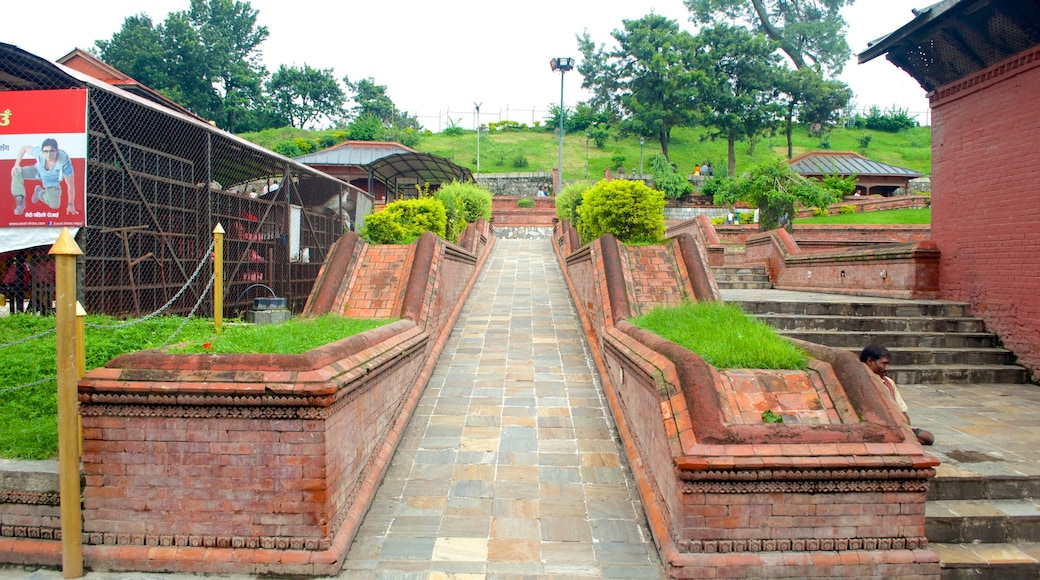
(517, 198, 535, 208)
(577, 179, 666, 244)
(361, 197, 447, 244)
(555, 181, 594, 226)
(839, 204, 857, 214)
(432, 181, 493, 243)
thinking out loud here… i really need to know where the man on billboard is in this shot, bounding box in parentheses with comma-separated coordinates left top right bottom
(10, 137, 77, 216)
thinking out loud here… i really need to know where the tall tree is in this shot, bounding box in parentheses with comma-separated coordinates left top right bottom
(775, 67, 852, 158)
(577, 14, 705, 159)
(693, 24, 785, 174)
(96, 0, 269, 132)
(685, 0, 854, 74)
(268, 64, 345, 129)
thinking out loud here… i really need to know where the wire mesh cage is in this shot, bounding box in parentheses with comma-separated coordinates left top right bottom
(2, 44, 365, 319)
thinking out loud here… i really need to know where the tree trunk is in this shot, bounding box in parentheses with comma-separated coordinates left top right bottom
(786, 106, 795, 159)
(727, 133, 737, 176)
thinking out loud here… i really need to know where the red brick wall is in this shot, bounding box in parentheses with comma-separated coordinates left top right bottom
(623, 245, 692, 315)
(931, 46, 1040, 375)
(342, 244, 412, 319)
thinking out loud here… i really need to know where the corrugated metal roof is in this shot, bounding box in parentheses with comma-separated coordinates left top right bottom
(367, 152, 473, 186)
(295, 141, 416, 166)
(788, 151, 924, 178)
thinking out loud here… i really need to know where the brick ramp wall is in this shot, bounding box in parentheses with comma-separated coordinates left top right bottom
(0, 221, 494, 575)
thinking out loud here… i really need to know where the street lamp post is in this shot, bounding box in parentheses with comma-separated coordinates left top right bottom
(550, 57, 574, 193)
(639, 137, 645, 178)
(585, 131, 590, 180)
(474, 102, 482, 173)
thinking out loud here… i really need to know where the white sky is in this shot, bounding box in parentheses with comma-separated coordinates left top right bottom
(5, 0, 931, 130)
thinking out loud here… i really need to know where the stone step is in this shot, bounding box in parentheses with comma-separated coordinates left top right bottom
(930, 475, 1040, 502)
(931, 541, 1040, 579)
(778, 329, 998, 348)
(892, 364, 1029, 385)
(927, 499, 1040, 543)
(714, 273, 771, 282)
(827, 346, 1016, 366)
(711, 266, 768, 276)
(716, 281, 773, 290)
(738, 300, 970, 318)
(756, 313, 988, 333)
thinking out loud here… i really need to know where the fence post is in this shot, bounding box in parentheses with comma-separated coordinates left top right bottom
(50, 228, 83, 579)
(214, 223, 224, 333)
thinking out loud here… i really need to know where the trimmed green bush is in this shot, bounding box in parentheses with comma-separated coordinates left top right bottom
(432, 181, 493, 243)
(555, 180, 594, 226)
(517, 198, 535, 208)
(577, 179, 666, 244)
(361, 197, 447, 244)
(839, 204, 857, 214)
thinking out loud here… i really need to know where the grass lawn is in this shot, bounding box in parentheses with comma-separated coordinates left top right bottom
(795, 207, 931, 225)
(0, 314, 392, 460)
(629, 301, 807, 370)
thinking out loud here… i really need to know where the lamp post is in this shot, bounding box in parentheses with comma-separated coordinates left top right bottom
(585, 131, 590, 180)
(639, 137, 645, 178)
(550, 57, 574, 193)
(474, 102, 482, 173)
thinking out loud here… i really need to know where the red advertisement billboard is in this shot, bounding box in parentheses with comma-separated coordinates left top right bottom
(1, 89, 88, 228)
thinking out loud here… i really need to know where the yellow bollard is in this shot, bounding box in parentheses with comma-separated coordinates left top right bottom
(214, 223, 224, 334)
(49, 228, 83, 579)
(76, 301, 86, 458)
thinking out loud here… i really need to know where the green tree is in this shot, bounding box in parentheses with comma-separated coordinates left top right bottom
(577, 14, 705, 159)
(776, 67, 853, 158)
(649, 154, 693, 200)
(346, 77, 422, 130)
(267, 64, 346, 129)
(577, 179, 666, 244)
(693, 24, 785, 175)
(96, 0, 270, 131)
(711, 157, 839, 231)
(685, 0, 854, 75)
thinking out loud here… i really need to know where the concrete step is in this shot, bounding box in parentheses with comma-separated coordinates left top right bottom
(714, 273, 771, 282)
(779, 329, 998, 348)
(757, 313, 988, 333)
(716, 281, 773, 290)
(892, 364, 1029, 385)
(826, 346, 1016, 366)
(930, 475, 1040, 502)
(931, 541, 1040, 579)
(927, 499, 1040, 543)
(738, 300, 970, 318)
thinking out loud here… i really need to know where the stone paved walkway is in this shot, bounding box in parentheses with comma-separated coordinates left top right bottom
(341, 238, 664, 578)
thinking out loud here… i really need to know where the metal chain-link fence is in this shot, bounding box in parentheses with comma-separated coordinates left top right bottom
(3, 45, 364, 319)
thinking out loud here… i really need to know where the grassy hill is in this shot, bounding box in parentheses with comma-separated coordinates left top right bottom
(239, 124, 931, 179)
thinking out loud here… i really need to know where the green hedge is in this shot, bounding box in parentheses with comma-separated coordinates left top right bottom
(577, 179, 665, 244)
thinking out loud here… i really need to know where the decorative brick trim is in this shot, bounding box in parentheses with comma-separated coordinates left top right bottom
(81, 532, 323, 550)
(0, 490, 60, 505)
(679, 468, 934, 494)
(931, 46, 1040, 107)
(676, 536, 928, 554)
(1, 525, 61, 540)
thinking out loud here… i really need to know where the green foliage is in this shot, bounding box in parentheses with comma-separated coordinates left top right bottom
(858, 106, 918, 133)
(761, 410, 784, 423)
(821, 172, 858, 196)
(267, 63, 345, 129)
(795, 208, 931, 225)
(577, 180, 666, 244)
(629, 301, 808, 369)
(839, 204, 857, 215)
(428, 180, 493, 242)
(710, 215, 726, 225)
(516, 198, 535, 208)
(271, 140, 303, 157)
(649, 153, 694, 200)
(345, 76, 421, 131)
(555, 181, 594, 226)
(712, 157, 839, 231)
(443, 126, 466, 137)
(512, 154, 530, 168)
(293, 138, 314, 154)
(361, 197, 447, 244)
(587, 124, 612, 148)
(686, 0, 854, 75)
(347, 113, 386, 141)
(858, 134, 873, 150)
(611, 153, 627, 170)
(812, 207, 828, 217)
(488, 120, 528, 132)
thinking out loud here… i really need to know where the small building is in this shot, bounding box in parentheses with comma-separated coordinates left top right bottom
(859, 0, 1040, 373)
(788, 150, 924, 196)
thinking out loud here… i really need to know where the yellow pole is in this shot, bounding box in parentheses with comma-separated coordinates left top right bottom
(50, 228, 83, 579)
(213, 223, 224, 334)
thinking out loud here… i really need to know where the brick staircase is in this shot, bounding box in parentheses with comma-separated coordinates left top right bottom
(729, 293, 1037, 578)
(710, 265, 772, 290)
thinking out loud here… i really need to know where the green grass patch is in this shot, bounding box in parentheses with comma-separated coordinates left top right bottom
(0, 314, 393, 460)
(629, 302, 807, 370)
(794, 207, 931, 225)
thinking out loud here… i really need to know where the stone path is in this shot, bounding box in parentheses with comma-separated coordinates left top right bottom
(341, 238, 664, 578)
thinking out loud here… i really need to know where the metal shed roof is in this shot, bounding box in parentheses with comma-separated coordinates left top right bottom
(858, 0, 1040, 92)
(295, 141, 417, 166)
(789, 151, 924, 178)
(365, 152, 474, 187)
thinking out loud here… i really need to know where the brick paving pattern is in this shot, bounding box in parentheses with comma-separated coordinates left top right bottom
(341, 238, 664, 578)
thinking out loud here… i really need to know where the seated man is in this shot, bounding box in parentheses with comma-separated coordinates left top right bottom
(860, 344, 934, 445)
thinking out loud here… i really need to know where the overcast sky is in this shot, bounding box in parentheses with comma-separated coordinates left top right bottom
(6, 0, 931, 130)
